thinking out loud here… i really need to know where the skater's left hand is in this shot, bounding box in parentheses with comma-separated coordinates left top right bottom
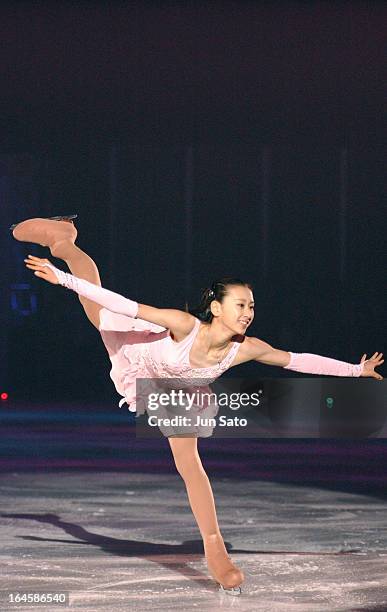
(360, 353, 384, 380)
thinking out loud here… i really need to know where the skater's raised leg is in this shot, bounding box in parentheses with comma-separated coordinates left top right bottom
(58, 243, 102, 329)
(12, 217, 102, 329)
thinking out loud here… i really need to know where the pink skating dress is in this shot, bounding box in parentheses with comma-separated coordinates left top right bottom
(98, 309, 242, 437)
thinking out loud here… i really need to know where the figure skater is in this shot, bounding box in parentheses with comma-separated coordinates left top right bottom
(11, 216, 384, 594)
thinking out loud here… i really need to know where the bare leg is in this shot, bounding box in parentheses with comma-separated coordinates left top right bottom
(168, 437, 244, 589)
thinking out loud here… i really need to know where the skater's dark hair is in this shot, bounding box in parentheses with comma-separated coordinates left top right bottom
(188, 276, 253, 323)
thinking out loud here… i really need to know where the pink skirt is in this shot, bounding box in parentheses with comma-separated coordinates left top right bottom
(98, 308, 218, 437)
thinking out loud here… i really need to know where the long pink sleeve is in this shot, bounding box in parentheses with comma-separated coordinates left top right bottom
(42, 263, 139, 318)
(283, 352, 364, 377)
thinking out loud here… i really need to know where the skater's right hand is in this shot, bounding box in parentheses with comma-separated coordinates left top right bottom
(24, 255, 59, 285)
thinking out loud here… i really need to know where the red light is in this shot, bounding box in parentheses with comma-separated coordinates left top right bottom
(1, 392, 8, 400)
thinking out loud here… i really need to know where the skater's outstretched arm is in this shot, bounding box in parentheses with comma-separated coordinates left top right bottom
(25, 256, 195, 337)
(241, 336, 383, 379)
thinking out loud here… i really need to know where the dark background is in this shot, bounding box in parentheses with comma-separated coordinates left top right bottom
(0, 0, 385, 404)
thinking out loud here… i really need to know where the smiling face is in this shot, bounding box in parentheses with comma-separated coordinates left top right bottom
(210, 284, 255, 334)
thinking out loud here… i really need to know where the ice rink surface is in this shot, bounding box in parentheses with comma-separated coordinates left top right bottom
(1, 471, 386, 611)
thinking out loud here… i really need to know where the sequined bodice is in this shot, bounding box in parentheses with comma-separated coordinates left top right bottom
(99, 311, 241, 410)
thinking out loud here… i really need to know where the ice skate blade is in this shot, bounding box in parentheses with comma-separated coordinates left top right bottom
(10, 214, 78, 231)
(219, 584, 242, 596)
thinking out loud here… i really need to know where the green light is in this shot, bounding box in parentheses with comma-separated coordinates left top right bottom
(326, 397, 334, 409)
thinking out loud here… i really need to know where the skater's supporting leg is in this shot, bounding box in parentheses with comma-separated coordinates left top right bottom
(169, 437, 219, 537)
(168, 437, 244, 589)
